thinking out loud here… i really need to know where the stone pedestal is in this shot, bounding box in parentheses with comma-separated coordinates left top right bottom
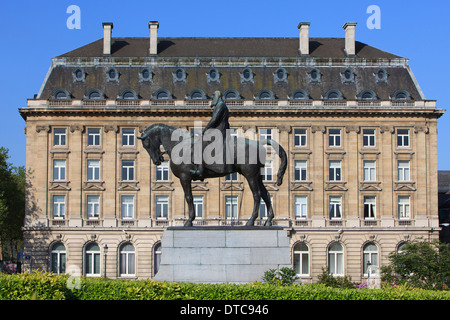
(154, 226, 291, 283)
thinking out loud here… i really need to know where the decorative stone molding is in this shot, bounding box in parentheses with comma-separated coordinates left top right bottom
(70, 125, 85, 133)
(414, 126, 429, 134)
(104, 125, 119, 133)
(276, 124, 291, 133)
(36, 125, 50, 133)
(311, 125, 326, 133)
(290, 181, 313, 191)
(379, 125, 394, 134)
(345, 125, 360, 133)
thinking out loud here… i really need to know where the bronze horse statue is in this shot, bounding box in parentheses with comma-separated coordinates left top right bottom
(138, 95, 287, 227)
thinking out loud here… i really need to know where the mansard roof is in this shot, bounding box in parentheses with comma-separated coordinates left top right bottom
(36, 37, 424, 102)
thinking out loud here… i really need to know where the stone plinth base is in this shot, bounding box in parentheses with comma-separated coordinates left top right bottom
(154, 226, 291, 283)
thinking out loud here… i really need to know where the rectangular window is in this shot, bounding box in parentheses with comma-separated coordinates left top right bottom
(87, 128, 101, 146)
(122, 128, 135, 146)
(295, 196, 307, 219)
(397, 129, 409, 147)
(259, 128, 272, 141)
(363, 129, 375, 147)
(156, 161, 169, 181)
(259, 196, 273, 218)
(329, 196, 342, 219)
(53, 160, 66, 181)
(294, 160, 307, 181)
(54, 128, 66, 146)
(225, 196, 238, 219)
(225, 172, 238, 181)
(363, 160, 376, 181)
(398, 160, 410, 181)
(262, 160, 273, 181)
(87, 160, 100, 181)
(398, 196, 410, 219)
(294, 129, 307, 147)
(329, 160, 341, 181)
(193, 196, 203, 218)
(364, 196, 376, 219)
(328, 129, 341, 147)
(122, 160, 135, 181)
(156, 196, 169, 219)
(52, 195, 66, 219)
(121, 196, 134, 219)
(87, 195, 100, 219)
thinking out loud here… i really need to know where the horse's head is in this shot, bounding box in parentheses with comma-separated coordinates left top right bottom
(137, 128, 164, 166)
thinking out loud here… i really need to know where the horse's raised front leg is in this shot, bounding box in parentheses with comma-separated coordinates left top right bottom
(180, 176, 195, 227)
(245, 176, 262, 227)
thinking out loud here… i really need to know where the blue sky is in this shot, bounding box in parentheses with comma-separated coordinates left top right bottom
(0, 0, 449, 169)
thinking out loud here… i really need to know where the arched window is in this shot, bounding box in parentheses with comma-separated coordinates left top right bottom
(290, 89, 309, 100)
(119, 243, 136, 277)
(85, 243, 101, 277)
(308, 68, 321, 83)
(328, 242, 344, 276)
(358, 89, 377, 100)
(188, 88, 206, 100)
(154, 242, 162, 276)
(85, 89, 105, 100)
(106, 68, 119, 82)
(324, 89, 343, 100)
(120, 89, 138, 100)
(223, 89, 240, 100)
(240, 68, 254, 83)
(50, 242, 66, 275)
(255, 89, 275, 100)
(363, 242, 379, 275)
(153, 89, 172, 100)
(392, 90, 411, 101)
(52, 89, 70, 100)
(293, 242, 309, 276)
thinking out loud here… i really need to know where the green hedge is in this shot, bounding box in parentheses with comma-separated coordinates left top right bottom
(0, 272, 449, 300)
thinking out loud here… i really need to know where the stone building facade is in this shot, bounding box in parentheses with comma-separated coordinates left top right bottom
(19, 21, 444, 282)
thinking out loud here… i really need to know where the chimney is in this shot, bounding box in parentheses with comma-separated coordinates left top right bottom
(102, 22, 113, 55)
(298, 22, 310, 56)
(343, 22, 357, 56)
(149, 21, 159, 55)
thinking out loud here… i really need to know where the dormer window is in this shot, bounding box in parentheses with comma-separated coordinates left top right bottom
(308, 68, 321, 83)
(324, 89, 343, 100)
(106, 68, 119, 82)
(85, 89, 105, 100)
(240, 68, 254, 83)
(341, 68, 355, 83)
(73, 68, 85, 82)
(375, 69, 388, 83)
(207, 68, 220, 83)
(52, 89, 70, 100)
(153, 89, 172, 100)
(290, 89, 309, 100)
(358, 89, 377, 100)
(274, 68, 288, 83)
(140, 68, 153, 82)
(173, 68, 187, 83)
(188, 88, 206, 100)
(255, 89, 275, 100)
(223, 89, 240, 100)
(120, 89, 138, 100)
(392, 90, 411, 101)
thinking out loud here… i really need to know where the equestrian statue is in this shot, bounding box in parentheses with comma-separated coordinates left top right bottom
(138, 91, 287, 227)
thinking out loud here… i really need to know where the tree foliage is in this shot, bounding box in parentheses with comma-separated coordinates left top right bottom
(0, 147, 25, 260)
(381, 239, 450, 290)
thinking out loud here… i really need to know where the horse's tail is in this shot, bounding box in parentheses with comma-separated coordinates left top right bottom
(263, 139, 287, 186)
